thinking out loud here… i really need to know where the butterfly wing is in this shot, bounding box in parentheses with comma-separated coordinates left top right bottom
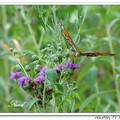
(58, 21, 115, 57)
(58, 21, 77, 51)
(81, 52, 115, 57)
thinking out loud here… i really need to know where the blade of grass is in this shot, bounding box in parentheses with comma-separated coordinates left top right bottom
(77, 61, 95, 84)
(106, 22, 120, 106)
(77, 58, 113, 84)
(20, 7, 40, 55)
(75, 6, 88, 43)
(79, 91, 114, 112)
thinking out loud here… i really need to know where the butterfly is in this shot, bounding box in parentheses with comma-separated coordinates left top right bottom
(58, 21, 115, 57)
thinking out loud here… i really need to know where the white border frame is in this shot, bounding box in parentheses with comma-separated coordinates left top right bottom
(0, 113, 120, 115)
(0, 0, 120, 5)
(0, 1, 120, 116)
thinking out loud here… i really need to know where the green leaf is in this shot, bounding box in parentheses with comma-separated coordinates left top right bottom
(79, 91, 109, 112)
(103, 104, 111, 112)
(55, 92, 64, 98)
(86, 66, 98, 88)
(77, 58, 112, 84)
(28, 98, 40, 110)
(109, 18, 119, 31)
(46, 69, 59, 83)
(39, 17, 46, 28)
(46, 24, 55, 34)
(55, 83, 64, 92)
(74, 92, 83, 103)
(12, 82, 20, 92)
(77, 62, 95, 84)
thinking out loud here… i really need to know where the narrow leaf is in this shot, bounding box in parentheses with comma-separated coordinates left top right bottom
(79, 91, 108, 112)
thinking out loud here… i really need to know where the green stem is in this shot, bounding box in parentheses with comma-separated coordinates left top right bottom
(39, 27, 45, 49)
(75, 6, 88, 43)
(94, 81, 101, 112)
(106, 24, 120, 106)
(42, 79, 46, 112)
(20, 8, 40, 55)
(1, 6, 8, 36)
(53, 93, 56, 112)
(38, 8, 50, 49)
(16, 57, 28, 77)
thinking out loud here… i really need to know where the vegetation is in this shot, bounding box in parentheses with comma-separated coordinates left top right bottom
(0, 5, 120, 112)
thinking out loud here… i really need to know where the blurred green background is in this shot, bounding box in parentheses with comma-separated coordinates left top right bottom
(0, 5, 120, 112)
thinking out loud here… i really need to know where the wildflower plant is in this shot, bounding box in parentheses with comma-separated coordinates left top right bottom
(9, 42, 80, 112)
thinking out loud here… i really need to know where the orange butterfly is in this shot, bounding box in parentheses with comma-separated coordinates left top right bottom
(58, 21, 115, 57)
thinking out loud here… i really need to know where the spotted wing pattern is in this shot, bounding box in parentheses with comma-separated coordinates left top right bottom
(58, 21, 77, 51)
(81, 52, 115, 57)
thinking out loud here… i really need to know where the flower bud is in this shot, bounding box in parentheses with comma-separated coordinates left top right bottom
(30, 60, 39, 66)
(41, 49, 45, 53)
(48, 48, 52, 52)
(58, 47, 62, 51)
(15, 65, 21, 71)
(50, 45, 54, 49)
(53, 57, 58, 62)
(65, 52, 70, 57)
(13, 49, 18, 54)
(35, 65, 42, 73)
(23, 84, 30, 90)
(47, 44, 51, 47)
(10, 48, 13, 52)
(33, 89, 38, 94)
(37, 84, 43, 90)
(32, 55, 39, 61)
(57, 43, 61, 46)
(25, 65, 31, 72)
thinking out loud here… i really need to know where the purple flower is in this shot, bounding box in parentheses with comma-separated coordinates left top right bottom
(40, 66, 47, 76)
(18, 76, 31, 87)
(10, 72, 22, 80)
(66, 61, 80, 69)
(34, 66, 47, 84)
(34, 76, 45, 84)
(58, 64, 65, 69)
(54, 64, 65, 72)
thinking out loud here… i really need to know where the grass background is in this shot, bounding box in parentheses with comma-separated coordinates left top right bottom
(0, 5, 120, 112)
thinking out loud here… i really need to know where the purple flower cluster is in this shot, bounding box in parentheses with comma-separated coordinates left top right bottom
(40, 66, 47, 76)
(10, 72, 31, 88)
(10, 72, 22, 80)
(34, 76, 45, 84)
(10, 62, 79, 88)
(54, 64, 65, 71)
(9, 66, 47, 87)
(34, 66, 47, 84)
(66, 61, 80, 69)
(18, 76, 31, 87)
(54, 61, 79, 72)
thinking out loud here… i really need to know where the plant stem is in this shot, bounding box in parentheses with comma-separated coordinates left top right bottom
(1, 6, 8, 36)
(16, 57, 28, 77)
(20, 8, 40, 55)
(75, 6, 88, 43)
(106, 24, 120, 106)
(42, 79, 46, 112)
(95, 81, 101, 112)
(39, 27, 45, 49)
